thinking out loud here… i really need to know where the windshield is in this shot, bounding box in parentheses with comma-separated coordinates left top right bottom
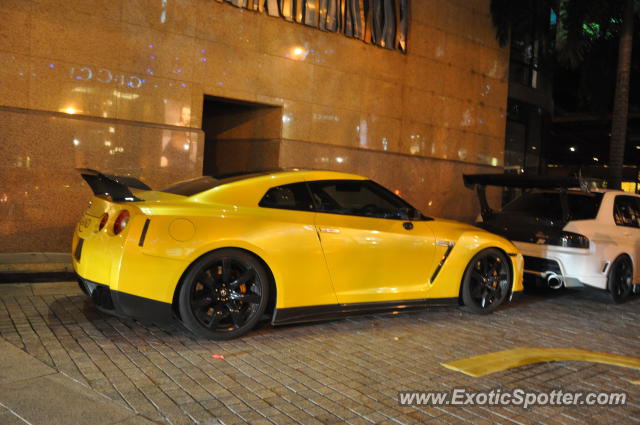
(502, 191, 603, 221)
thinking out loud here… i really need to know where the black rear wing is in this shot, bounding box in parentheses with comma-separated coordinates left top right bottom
(462, 174, 585, 190)
(462, 174, 600, 221)
(78, 168, 151, 202)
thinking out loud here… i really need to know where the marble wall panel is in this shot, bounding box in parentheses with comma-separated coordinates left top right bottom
(29, 57, 119, 118)
(32, 0, 123, 22)
(359, 114, 402, 153)
(406, 56, 447, 95)
(0, 52, 30, 109)
(193, 39, 262, 95)
(114, 73, 194, 126)
(409, 23, 447, 62)
(400, 121, 436, 157)
(118, 23, 197, 82)
(311, 66, 365, 112)
(0, 107, 203, 253)
(281, 101, 313, 141)
(30, 9, 123, 70)
(402, 86, 439, 125)
(361, 78, 403, 120)
(254, 53, 315, 103)
(196, 0, 262, 49)
(0, 7, 31, 55)
(123, 0, 197, 37)
(259, 15, 318, 63)
(309, 105, 360, 147)
(312, 33, 378, 76)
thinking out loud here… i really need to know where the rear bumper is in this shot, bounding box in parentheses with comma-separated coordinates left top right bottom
(514, 241, 607, 289)
(77, 274, 175, 325)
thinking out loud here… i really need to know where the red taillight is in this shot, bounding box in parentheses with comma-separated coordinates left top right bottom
(99, 213, 109, 231)
(113, 210, 130, 235)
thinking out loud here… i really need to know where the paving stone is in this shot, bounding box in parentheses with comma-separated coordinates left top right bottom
(0, 287, 639, 424)
(112, 415, 162, 425)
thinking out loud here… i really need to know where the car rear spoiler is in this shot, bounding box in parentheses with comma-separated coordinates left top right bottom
(462, 174, 598, 221)
(78, 168, 151, 202)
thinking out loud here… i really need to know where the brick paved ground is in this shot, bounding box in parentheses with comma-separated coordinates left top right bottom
(0, 283, 638, 425)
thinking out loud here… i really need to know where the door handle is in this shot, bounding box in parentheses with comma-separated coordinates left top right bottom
(403, 222, 413, 230)
(319, 227, 340, 233)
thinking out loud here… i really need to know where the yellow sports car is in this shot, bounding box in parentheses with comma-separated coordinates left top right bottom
(72, 169, 524, 339)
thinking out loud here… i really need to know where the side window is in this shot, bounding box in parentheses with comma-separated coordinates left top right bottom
(259, 183, 314, 211)
(308, 180, 419, 219)
(613, 196, 640, 228)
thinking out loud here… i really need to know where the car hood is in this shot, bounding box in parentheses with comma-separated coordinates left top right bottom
(430, 217, 488, 238)
(430, 217, 518, 251)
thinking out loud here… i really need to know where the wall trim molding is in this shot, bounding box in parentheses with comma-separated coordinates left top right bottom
(0, 105, 203, 133)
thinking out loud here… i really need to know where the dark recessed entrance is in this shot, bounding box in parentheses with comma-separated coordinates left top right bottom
(201, 96, 282, 176)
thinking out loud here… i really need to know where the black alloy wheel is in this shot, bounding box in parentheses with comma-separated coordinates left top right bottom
(461, 248, 512, 314)
(607, 255, 632, 304)
(178, 249, 269, 339)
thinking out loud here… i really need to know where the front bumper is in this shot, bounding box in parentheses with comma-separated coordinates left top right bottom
(77, 275, 175, 325)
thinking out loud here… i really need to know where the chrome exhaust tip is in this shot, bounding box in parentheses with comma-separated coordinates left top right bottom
(544, 272, 564, 290)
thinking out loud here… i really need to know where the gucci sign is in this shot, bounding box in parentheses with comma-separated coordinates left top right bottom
(70, 66, 144, 89)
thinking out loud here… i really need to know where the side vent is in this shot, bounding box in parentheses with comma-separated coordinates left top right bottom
(430, 241, 455, 283)
(139, 219, 151, 247)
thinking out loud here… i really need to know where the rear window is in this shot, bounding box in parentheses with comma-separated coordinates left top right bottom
(259, 183, 314, 211)
(161, 171, 273, 196)
(502, 192, 603, 221)
(161, 176, 219, 196)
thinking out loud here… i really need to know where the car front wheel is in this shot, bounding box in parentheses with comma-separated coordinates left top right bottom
(607, 255, 632, 304)
(178, 249, 270, 340)
(460, 248, 512, 314)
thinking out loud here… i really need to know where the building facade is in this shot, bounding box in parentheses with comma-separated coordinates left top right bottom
(0, 0, 509, 252)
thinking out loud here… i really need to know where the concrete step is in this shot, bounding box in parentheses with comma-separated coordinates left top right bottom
(0, 252, 74, 283)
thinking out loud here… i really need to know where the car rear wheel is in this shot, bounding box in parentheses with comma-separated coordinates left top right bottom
(178, 249, 270, 340)
(607, 255, 632, 304)
(460, 248, 512, 314)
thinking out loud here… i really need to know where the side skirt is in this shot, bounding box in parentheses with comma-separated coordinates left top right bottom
(272, 298, 459, 326)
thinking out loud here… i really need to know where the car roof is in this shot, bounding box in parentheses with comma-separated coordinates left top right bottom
(183, 169, 368, 206)
(215, 168, 368, 184)
(212, 168, 366, 182)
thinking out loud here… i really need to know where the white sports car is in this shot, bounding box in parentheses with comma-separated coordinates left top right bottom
(464, 174, 640, 303)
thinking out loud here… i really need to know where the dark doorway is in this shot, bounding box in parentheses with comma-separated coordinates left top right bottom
(201, 96, 282, 176)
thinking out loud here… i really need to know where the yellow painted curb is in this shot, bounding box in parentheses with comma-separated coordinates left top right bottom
(442, 347, 640, 377)
(631, 380, 640, 385)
